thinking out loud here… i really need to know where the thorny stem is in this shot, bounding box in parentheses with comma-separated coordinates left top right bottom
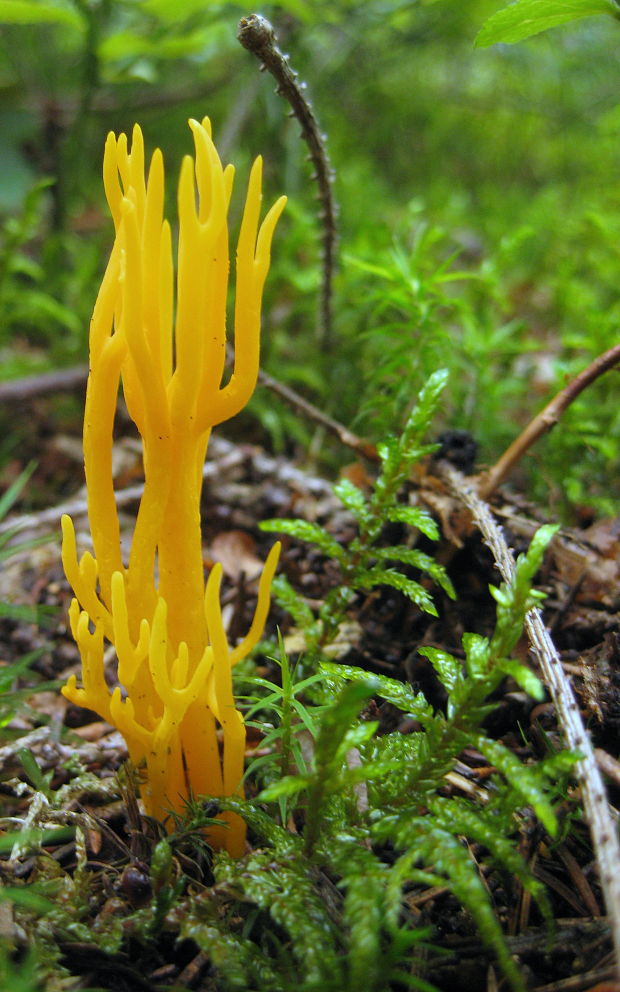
(237, 13, 338, 351)
(478, 343, 620, 499)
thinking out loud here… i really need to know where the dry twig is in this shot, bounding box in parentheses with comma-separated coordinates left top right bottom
(0, 365, 87, 403)
(440, 461, 620, 978)
(479, 343, 620, 499)
(256, 362, 377, 461)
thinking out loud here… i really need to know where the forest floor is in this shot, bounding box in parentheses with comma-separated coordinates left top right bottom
(0, 380, 619, 991)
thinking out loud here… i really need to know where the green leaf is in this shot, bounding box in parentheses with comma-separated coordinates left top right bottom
(515, 523, 559, 585)
(475, 735, 558, 836)
(384, 505, 439, 539)
(291, 697, 320, 736)
(0, 0, 82, 27)
(320, 660, 433, 722)
(216, 848, 343, 987)
(355, 567, 438, 615)
(261, 518, 346, 562)
(18, 749, 53, 797)
(342, 757, 404, 785)
(418, 646, 462, 692)
(219, 797, 301, 853)
(313, 681, 378, 767)
(0, 649, 42, 694)
(0, 460, 36, 522)
(0, 529, 52, 565)
(0, 601, 40, 623)
(0, 885, 53, 913)
(259, 775, 311, 802)
(333, 478, 370, 525)
(144, 0, 314, 20)
(380, 822, 527, 992)
(476, 0, 618, 48)
(463, 632, 491, 679)
(374, 546, 456, 598)
(376, 436, 399, 471)
(178, 908, 270, 990)
(0, 827, 73, 854)
(340, 863, 386, 989)
(99, 28, 216, 63)
(399, 369, 449, 448)
(497, 658, 545, 699)
(271, 574, 317, 632)
(430, 796, 552, 924)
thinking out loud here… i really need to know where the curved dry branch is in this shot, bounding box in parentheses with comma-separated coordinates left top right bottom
(479, 343, 620, 499)
(440, 461, 620, 979)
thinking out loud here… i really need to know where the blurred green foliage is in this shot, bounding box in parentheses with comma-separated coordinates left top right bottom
(476, 0, 620, 47)
(0, 0, 619, 514)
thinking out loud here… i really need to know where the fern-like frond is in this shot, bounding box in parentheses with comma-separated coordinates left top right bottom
(262, 519, 346, 562)
(215, 848, 344, 990)
(376, 817, 527, 992)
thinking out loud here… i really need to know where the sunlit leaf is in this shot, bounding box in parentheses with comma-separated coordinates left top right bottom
(0, 0, 81, 27)
(476, 0, 618, 47)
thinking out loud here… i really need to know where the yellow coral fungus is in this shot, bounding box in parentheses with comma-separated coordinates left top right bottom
(62, 118, 286, 856)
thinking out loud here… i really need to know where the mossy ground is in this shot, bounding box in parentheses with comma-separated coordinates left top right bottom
(0, 400, 618, 991)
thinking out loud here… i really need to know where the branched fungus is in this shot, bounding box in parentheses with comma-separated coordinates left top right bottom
(62, 118, 286, 856)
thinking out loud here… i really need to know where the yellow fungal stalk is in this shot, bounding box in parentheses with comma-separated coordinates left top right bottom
(61, 118, 286, 856)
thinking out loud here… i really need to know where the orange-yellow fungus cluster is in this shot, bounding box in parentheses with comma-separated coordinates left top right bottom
(61, 118, 285, 856)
